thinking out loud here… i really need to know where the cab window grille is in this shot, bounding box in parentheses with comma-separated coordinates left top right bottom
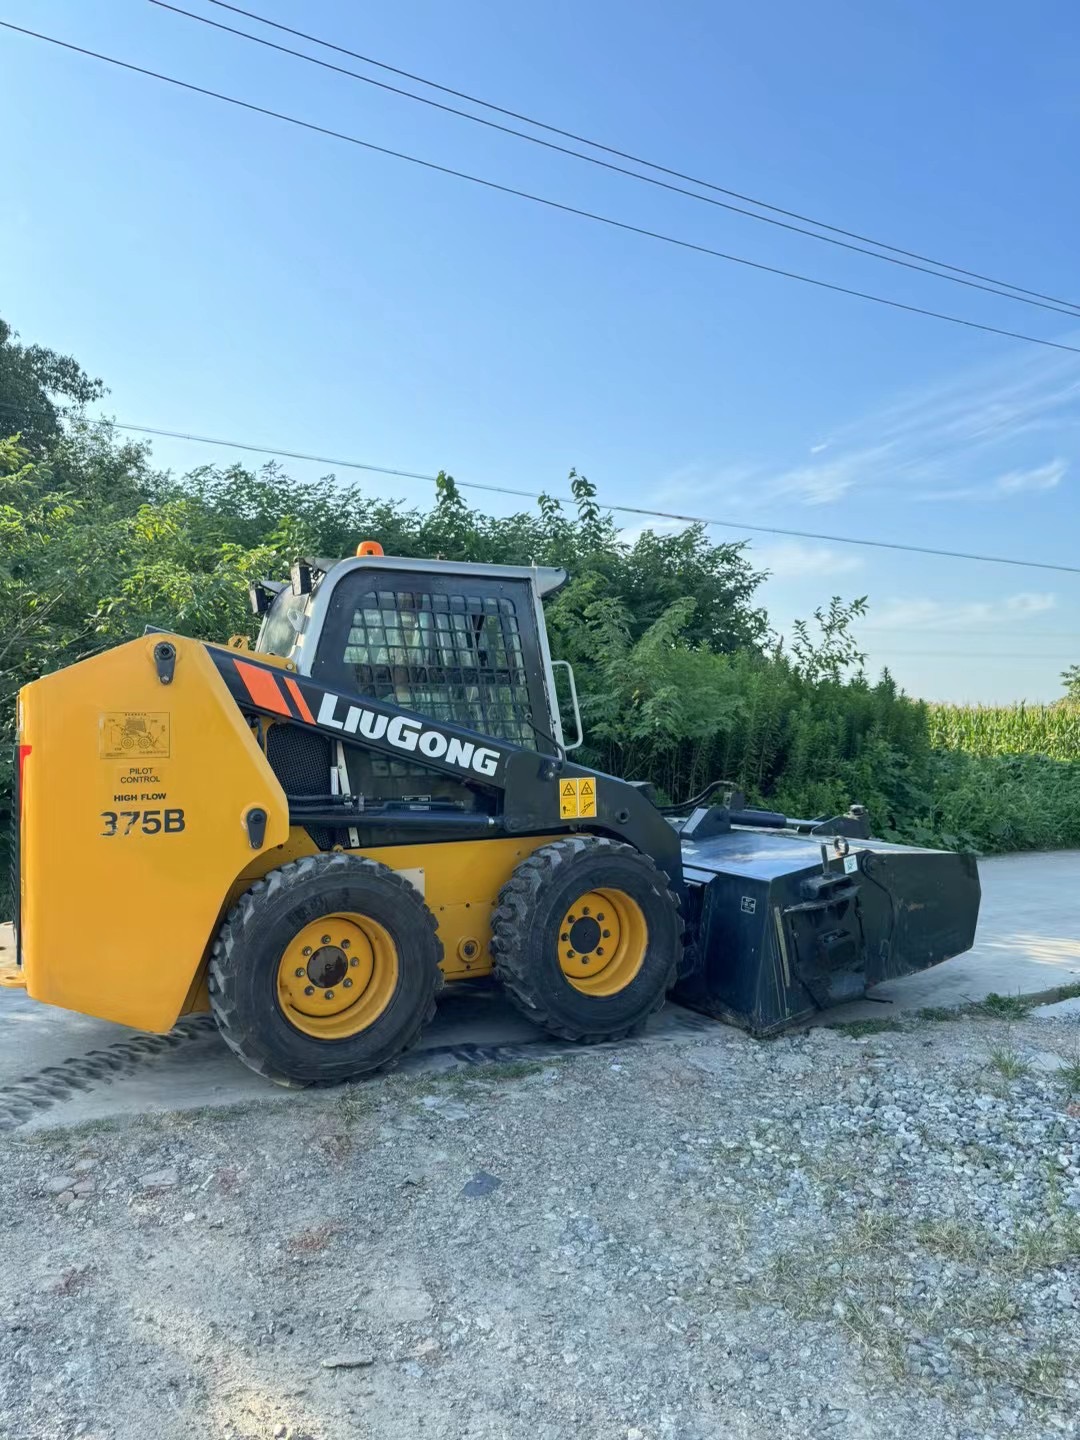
(339, 590, 532, 745)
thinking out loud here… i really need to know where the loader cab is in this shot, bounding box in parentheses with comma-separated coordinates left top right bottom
(253, 552, 579, 758)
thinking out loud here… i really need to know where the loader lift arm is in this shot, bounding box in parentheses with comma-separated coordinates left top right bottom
(206, 643, 687, 900)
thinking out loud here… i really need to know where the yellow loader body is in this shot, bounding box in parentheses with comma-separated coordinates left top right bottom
(10, 634, 559, 1033)
(16, 635, 291, 1030)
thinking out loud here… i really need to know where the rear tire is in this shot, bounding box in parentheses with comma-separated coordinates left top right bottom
(209, 853, 442, 1086)
(491, 837, 682, 1042)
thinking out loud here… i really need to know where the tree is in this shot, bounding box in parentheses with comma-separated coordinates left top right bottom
(0, 316, 105, 454)
(1061, 664, 1080, 703)
(788, 595, 869, 683)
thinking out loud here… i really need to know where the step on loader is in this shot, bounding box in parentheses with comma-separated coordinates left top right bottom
(4, 546, 981, 1084)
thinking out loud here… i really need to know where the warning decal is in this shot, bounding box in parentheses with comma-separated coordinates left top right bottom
(99, 712, 171, 760)
(558, 776, 599, 819)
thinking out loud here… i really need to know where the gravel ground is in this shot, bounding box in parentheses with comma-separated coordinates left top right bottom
(1, 1004, 1078, 1440)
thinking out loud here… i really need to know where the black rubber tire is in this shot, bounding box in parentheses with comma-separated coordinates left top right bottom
(208, 853, 443, 1087)
(491, 836, 683, 1042)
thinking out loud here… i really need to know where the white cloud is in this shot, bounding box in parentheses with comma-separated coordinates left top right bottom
(868, 591, 1056, 631)
(766, 444, 894, 506)
(915, 457, 1068, 502)
(650, 461, 761, 510)
(675, 346, 1080, 509)
(994, 459, 1066, 494)
(616, 516, 684, 547)
(754, 541, 864, 578)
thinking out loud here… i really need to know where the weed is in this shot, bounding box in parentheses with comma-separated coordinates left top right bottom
(954, 1337, 1073, 1403)
(987, 1045, 1031, 1080)
(828, 1018, 904, 1038)
(949, 1285, 1020, 1327)
(1056, 1058, 1080, 1094)
(916, 1005, 960, 1023)
(1009, 1215, 1080, 1272)
(852, 1209, 902, 1252)
(760, 1249, 839, 1318)
(1014, 1348, 1072, 1402)
(840, 1299, 908, 1379)
(915, 1218, 985, 1262)
(978, 993, 1032, 1021)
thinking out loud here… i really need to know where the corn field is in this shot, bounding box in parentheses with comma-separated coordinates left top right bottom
(928, 703, 1080, 762)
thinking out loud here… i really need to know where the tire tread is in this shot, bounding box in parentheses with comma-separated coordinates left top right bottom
(490, 837, 682, 1043)
(209, 854, 442, 1087)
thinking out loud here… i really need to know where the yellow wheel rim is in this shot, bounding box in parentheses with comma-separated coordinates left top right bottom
(276, 912, 399, 1040)
(557, 888, 648, 996)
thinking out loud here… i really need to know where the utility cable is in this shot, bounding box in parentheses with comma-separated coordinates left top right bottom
(5, 21, 1080, 362)
(3, 397, 1078, 575)
(150, 1, 1080, 322)
(202, 0, 1080, 315)
(63, 417, 1080, 577)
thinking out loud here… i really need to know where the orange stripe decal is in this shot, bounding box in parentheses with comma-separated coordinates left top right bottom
(235, 660, 291, 716)
(284, 676, 316, 724)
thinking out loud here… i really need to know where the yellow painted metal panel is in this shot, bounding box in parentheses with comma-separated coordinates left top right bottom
(357, 834, 556, 978)
(18, 636, 289, 1030)
(232, 831, 563, 986)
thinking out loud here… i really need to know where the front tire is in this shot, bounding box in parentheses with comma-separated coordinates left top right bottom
(209, 853, 443, 1086)
(491, 837, 682, 1042)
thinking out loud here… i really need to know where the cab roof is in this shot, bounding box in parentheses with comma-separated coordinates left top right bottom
(312, 554, 568, 597)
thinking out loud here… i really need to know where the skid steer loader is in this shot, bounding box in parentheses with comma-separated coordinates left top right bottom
(3, 545, 980, 1084)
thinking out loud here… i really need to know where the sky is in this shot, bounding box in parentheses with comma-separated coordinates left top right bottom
(4, 0, 1080, 703)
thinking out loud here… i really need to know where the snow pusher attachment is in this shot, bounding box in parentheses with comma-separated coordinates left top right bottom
(671, 797, 981, 1034)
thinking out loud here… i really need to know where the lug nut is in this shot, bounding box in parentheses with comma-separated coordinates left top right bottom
(341, 939, 351, 949)
(294, 967, 305, 978)
(567, 914, 576, 923)
(304, 986, 314, 996)
(597, 947, 605, 956)
(597, 913, 605, 922)
(582, 906, 590, 915)
(560, 932, 569, 941)
(349, 956, 359, 967)
(567, 950, 576, 959)
(321, 934, 331, 944)
(602, 929, 611, 939)
(302, 947, 312, 957)
(343, 978, 353, 989)
(324, 990, 335, 1000)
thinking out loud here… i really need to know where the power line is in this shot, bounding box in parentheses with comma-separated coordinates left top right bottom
(860, 628, 1080, 638)
(4, 396, 1079, 576)
(204, 0, 1080, 315)
(61, 418, 1080, 577)
(6, 21, 1080, 362)
(857, 651, 1076, 660)
(151, 0, 1080, 323)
